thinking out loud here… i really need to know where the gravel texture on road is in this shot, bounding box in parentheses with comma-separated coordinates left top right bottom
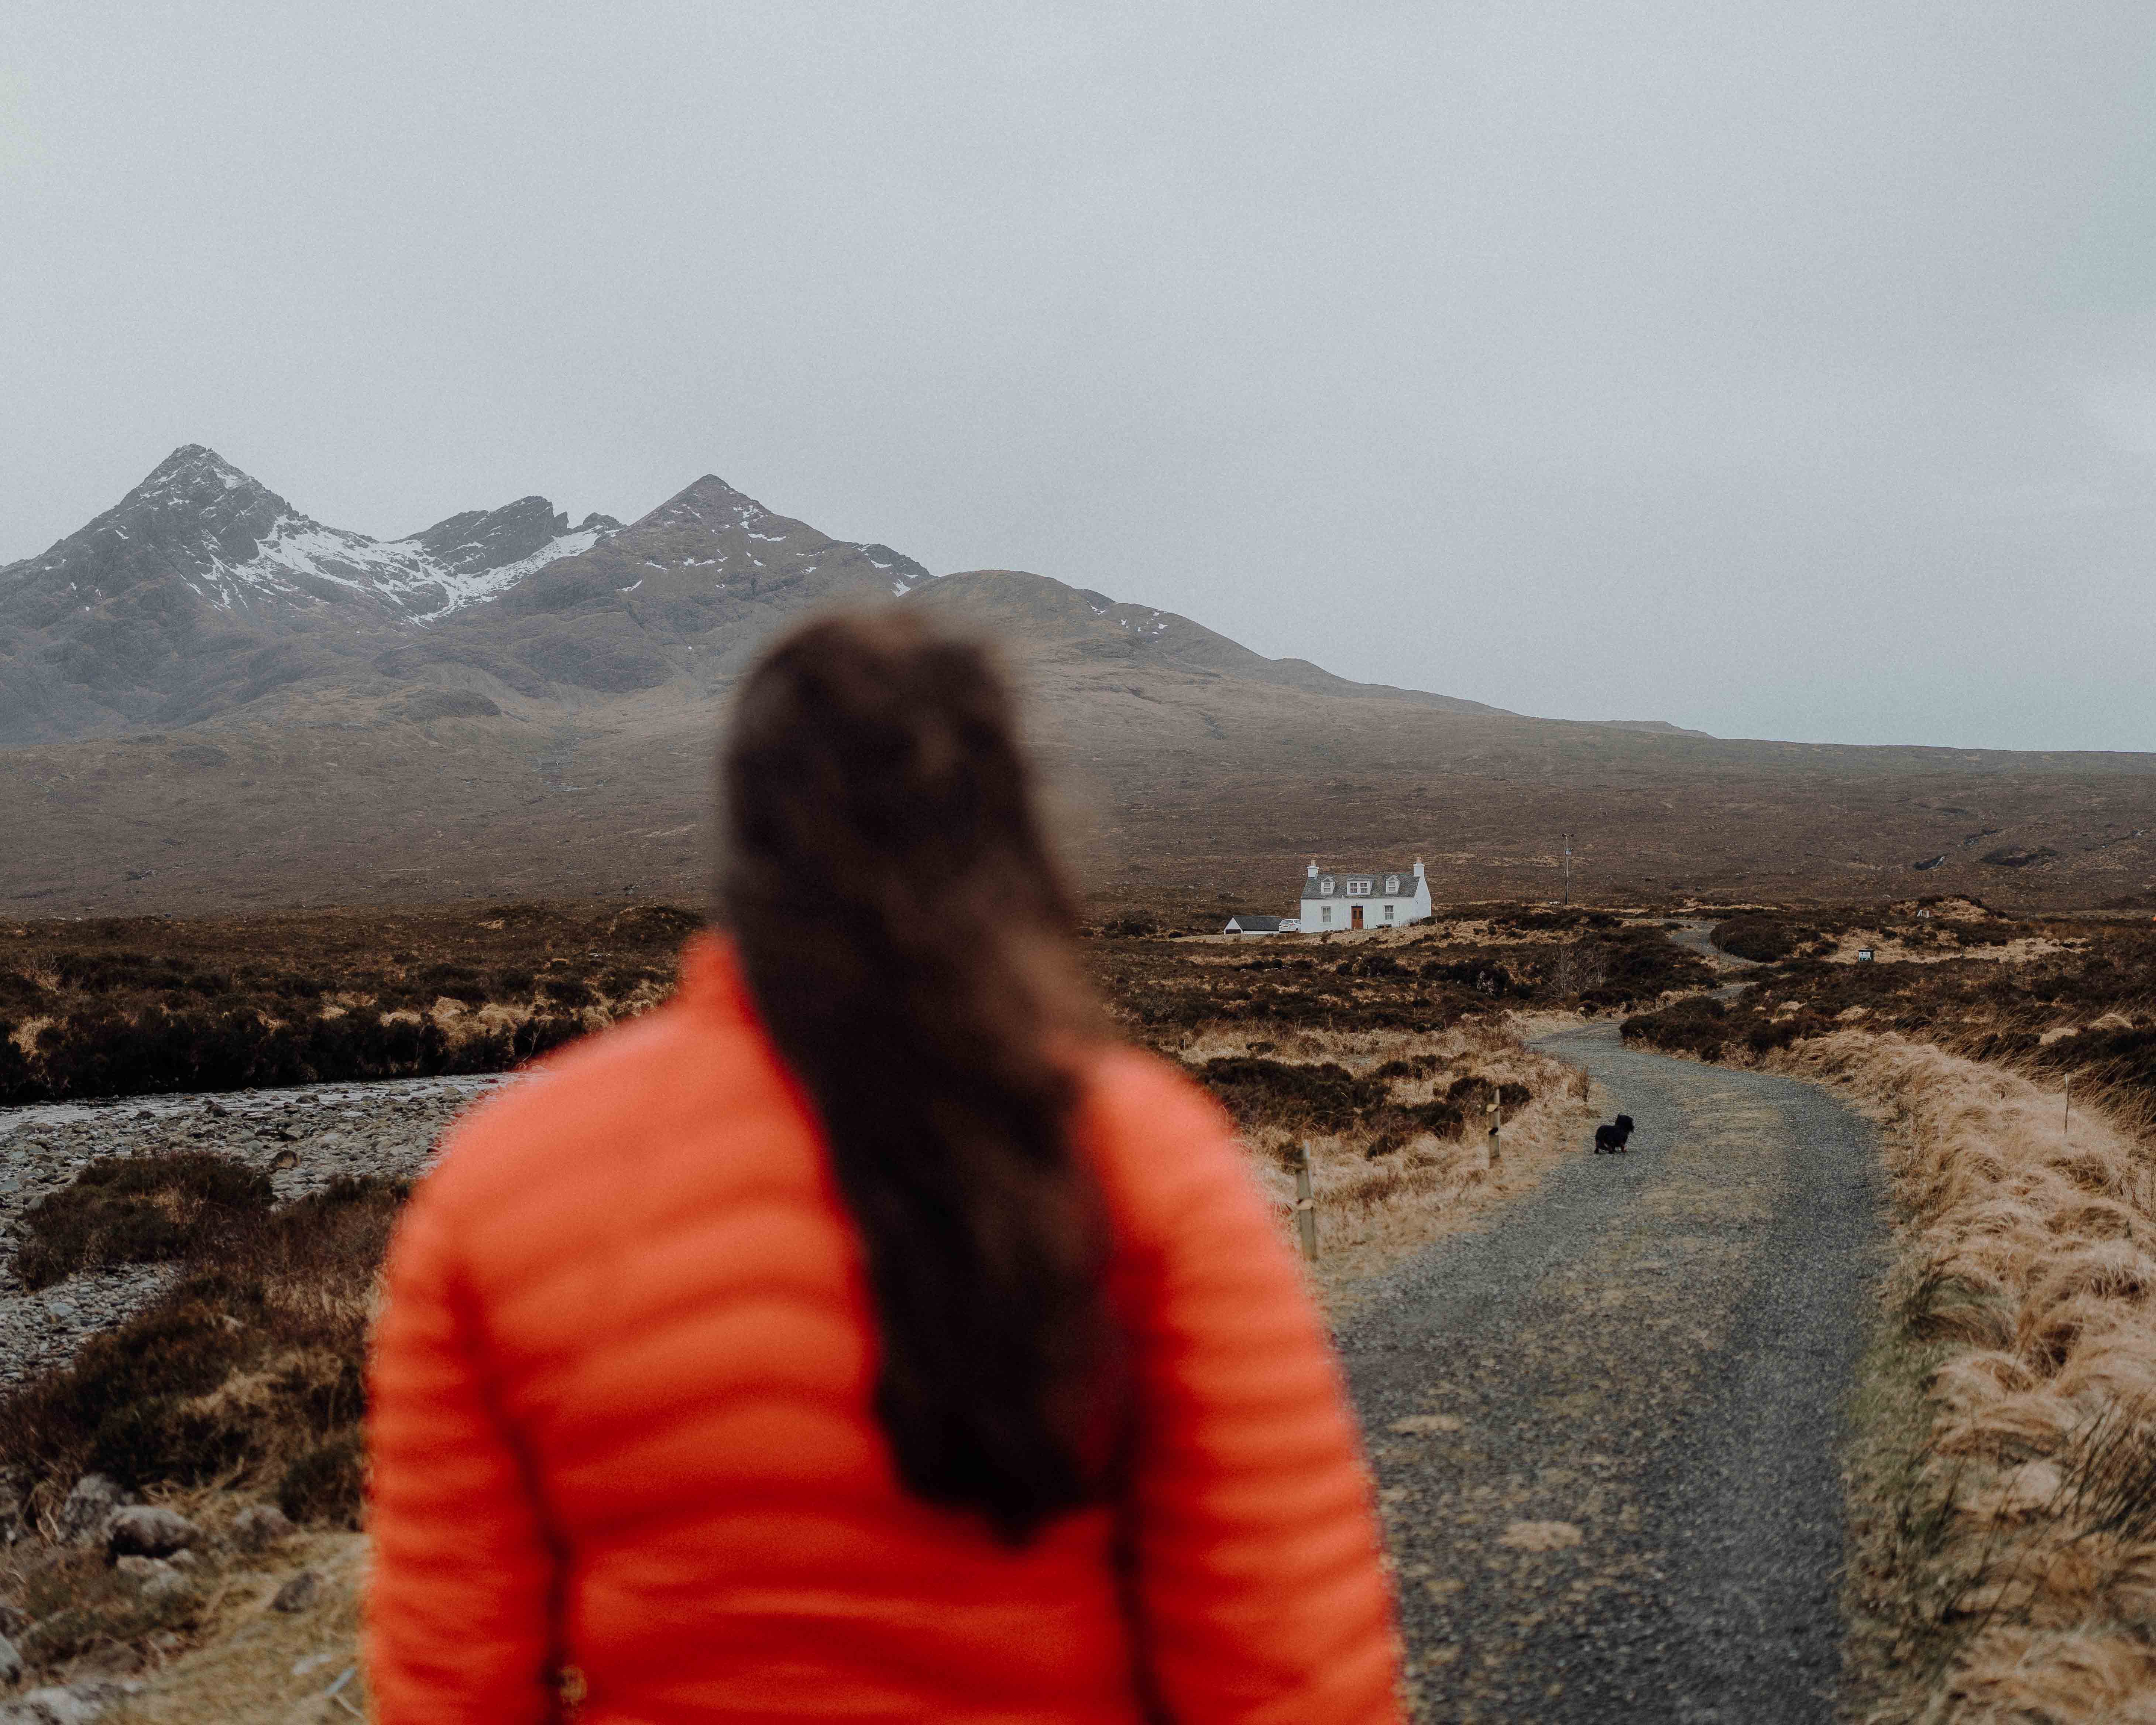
(1341, 1021, 1882, 1724)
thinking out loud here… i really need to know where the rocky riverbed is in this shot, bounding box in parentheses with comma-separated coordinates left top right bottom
(0, 1077, 516, 1388)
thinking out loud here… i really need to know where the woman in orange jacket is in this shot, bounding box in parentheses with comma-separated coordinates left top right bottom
(365, 613, 1401, 1723)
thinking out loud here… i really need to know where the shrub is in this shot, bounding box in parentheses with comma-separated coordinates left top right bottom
(607, 904, 705, 941)
(0, 1018, 31, 1104)
(1713, 915, 1823, 962)
(1582, 927, 1721, 1005)
(1, 1176, 409, 1509)
(88, 1392, 253, 1487)
(278, 1431, 366, 1528)
(16, 1299, 257, 1488)
(1, 899, 696, 1104)
(1622, 996, 1734, 1060)
(16, 1152, 273, 1289)
(418, 964, 488, 1005)
(1443, 1074, 1534, 1113)
(1193, 1057, 1390, 1133)
(1420, 958, 1527, 997)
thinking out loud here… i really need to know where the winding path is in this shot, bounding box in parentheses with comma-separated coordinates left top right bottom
(1340, 1021, 1882, 1723)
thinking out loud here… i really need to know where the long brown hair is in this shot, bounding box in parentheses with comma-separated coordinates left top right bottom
(720, 610, 1117, 1544)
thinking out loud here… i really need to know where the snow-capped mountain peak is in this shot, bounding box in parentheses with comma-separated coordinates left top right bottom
(6, 446, 618, 624)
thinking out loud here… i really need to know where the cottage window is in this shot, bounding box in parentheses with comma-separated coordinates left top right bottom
(1321, 905, 1333, 925)
(1386, 875, 1399, 894)
(1383, 903, 1395, 922)
(1320, 876, 1333, 894)
(1348, 878, 1371, 895)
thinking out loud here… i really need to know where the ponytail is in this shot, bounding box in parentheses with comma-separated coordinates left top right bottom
(720, 611, 1116, 1544)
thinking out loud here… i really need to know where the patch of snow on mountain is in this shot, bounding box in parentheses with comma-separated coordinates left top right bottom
(185, 515, 609, 622)
(189, 515, 419, 610)
(397, 526, 611, 621)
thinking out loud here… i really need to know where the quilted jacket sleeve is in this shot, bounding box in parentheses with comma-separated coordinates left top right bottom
(365, 1176, 560, 1725)
(1103, 1057, 1403, 1725)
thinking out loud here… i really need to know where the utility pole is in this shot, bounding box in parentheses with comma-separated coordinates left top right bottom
(2064, 1075, 2071, 1145)
(1561, 833, 1572, 907)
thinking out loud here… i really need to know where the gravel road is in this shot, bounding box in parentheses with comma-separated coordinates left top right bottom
(1342, 1020, 1882, 1724)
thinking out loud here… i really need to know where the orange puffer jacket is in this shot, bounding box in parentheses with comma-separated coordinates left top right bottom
(365, 937, 1400, 1724)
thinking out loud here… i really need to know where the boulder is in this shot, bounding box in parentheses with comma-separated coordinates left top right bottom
(0, 1683, 124, 1725)
(105, 1506, 196, 1559)
(270, 1570, 320, 1614)
(113, 1558, 191, 1606)
(227, 1504, 293, 1551)
(55, 1477, 124, 1547)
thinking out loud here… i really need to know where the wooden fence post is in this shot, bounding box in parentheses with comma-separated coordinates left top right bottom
(1487, 1098, 1503, 1167)
(1294, 1145, 1318, 1264)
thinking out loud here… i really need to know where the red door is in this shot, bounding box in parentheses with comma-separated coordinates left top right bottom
(1351, 904, 1364, 929)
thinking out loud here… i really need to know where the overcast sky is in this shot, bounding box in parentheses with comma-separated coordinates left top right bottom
(6, 3, 2156, 750)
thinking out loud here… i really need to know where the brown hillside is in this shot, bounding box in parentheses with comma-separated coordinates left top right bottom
(4, 587, 2152, 920)
(5, 455, 2151, 920)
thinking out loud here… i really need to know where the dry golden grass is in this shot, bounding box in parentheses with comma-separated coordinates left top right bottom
(1765, 1031, 2156, 1723)
(100, 1532, 370, 1725)
(1170, 1016, 1596, 1310)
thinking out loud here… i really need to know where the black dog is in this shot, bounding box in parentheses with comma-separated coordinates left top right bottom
(1593, 1114, 1636, 1155)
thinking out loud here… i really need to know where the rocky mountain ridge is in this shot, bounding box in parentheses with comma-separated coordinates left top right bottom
(0, 445, 1506, 742)
(0, 447, 631, 742)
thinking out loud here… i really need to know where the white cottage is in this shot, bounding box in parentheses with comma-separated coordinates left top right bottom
(1297, 859, 1431, 932)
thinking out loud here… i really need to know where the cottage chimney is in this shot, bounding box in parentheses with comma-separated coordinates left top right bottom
(1307, 859, 1319, 879)
(1413, 857, 1426, 879)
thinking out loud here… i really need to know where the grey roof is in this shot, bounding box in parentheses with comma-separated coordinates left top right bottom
(1299, 865, 1419, 901)
(1224, 914, 1284, 932)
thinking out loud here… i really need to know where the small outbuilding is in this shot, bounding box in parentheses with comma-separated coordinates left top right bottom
(1223, 913, 1285, 936)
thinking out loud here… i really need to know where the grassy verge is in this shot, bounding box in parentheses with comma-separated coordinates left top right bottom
(1839, 1251, 1976, 1718)
(1165, 1015, 1596, 1306)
